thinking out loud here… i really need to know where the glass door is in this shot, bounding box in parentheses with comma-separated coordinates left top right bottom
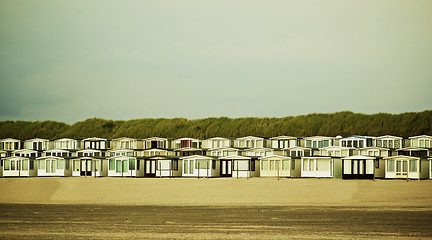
(145, 159, 156, 177)
(395, 160, 408, 177)
(220, 160, 232, 177)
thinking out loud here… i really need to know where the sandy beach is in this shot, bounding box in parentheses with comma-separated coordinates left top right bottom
(0, 177, 431, 207)
(0, 177, 431, 239)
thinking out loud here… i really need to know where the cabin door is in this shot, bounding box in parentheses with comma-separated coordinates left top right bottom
(351, 160, 366, 175)
(46, 159, 56, 173)
(145, 159, 156, 177)
(395, 160, 408, 178)
(80, 159, 92, 176)
(220, 160, 232, 177)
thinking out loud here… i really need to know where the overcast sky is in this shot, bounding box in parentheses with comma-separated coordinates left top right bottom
(1, 0, 431, 124)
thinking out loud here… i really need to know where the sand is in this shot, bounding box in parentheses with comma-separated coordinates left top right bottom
(0, 177, 431, 207)
(1, 178, 431, 239)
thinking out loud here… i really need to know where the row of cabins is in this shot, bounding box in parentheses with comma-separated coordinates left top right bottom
(1, 135, 432, 180)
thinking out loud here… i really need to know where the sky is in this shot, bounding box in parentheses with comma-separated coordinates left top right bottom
(1, 0, 431, 124)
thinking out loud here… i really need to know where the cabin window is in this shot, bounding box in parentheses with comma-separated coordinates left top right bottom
(116, 160, 122, 173)
(269, 160, 275, 170)
(11, 161, 16, 170)
(123, 160, 128, 172)
(387, 160, 395, 172)
(72, 160, 79, 171)
(409, 160, 417, 172)
(376, 140, 382, 147)
(306, 140, 312, 148)
(359, 141, 363, 148)
(129, 159, 135, 170)
(183, 161, 188, 174)
(38, 160, 44, 170)
(323, 140, 329, 148)
(22, 160, 28, 170)
(195, 160, 209, 169)
(173, 160, 178, 171)
(51, 160, 56, 172)
(262, 161, 268, 170)
(57, 160, 64, 169)
(426, 140, 431, 148)
(109, 160, 115, 170)
(4, 160, 10, 170)
(189, 161, 193, 174)
(282, 160, 289, 170)
(420, 140, 425, 147)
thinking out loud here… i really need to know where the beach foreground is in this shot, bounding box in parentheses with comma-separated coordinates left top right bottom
(0, 178, 431, 239)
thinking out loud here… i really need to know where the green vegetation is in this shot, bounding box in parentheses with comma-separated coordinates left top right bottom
(0, 111, 431, 139)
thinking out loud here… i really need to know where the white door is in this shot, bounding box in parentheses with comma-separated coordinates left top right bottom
(395, 160, 408, 178)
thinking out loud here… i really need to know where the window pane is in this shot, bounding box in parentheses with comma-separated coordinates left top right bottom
(282, 160, 289, 170)
(388, 160, 395, 172)
(11, 161, 15, 170)
(173, 160, 178, 171)
(195, 160, 209, 169)
(262, 161, 268, 170)
(116, 160, 121, 173)
(21, 160, 28, 170)
(74, 160, 80, 171)
(123, 160, 128, 172)
(409, 160, 417, 172)
(109, 160, 115, 170)
(57, 160, 64, 169)
(4, 160, 10, 170)
(270, 160, 275, 170)
(129, 159, 135, 170)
